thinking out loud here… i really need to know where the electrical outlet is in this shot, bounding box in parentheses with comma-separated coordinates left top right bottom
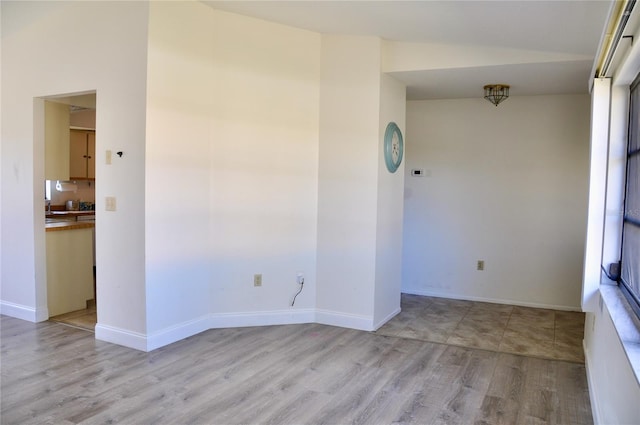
(297, 273, 304, 285)
(477, 260, 485, 271)
(106, 150, 112, 165)
(254, 274, 262, 287)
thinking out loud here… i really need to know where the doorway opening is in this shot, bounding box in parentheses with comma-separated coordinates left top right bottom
(39, 91, 98, 331)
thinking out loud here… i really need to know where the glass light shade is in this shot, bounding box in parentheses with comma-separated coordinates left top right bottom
(484, 84, 510, 106)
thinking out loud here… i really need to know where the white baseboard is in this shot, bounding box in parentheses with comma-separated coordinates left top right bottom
(401, 288, 582, 312)
(146, 314, 212, 352)
(209, 308, 315, 329)
(315, 309, 374, 331)
(95, 323, 148, 351)
(95, 309, 315, 352)
(96, 314, 219, 352)
(4, 289, 580, 354)
(98, 308, 366, 351)
(373, 307, 401, 331)
(0, 300, 48, 322)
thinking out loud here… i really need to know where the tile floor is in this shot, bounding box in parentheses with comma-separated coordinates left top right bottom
(49, 306, 96, 331)
(376, 294, 585, 363)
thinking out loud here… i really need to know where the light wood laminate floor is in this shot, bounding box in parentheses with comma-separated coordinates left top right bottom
(1, 306, 592, 424)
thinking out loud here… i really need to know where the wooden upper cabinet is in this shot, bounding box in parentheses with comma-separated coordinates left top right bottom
(70, 129, 95, 180)
(44, 101, 70, 181)
(87, 132, 96, 179)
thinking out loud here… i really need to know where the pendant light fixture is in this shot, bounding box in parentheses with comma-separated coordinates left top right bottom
(483, 84, 510, 106)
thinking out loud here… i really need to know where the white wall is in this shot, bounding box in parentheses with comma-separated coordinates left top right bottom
(584, 291, 640, 424)
(1, 1, 408, 350)
(208, 10, 320, 318)
(582, 79, 613, 313)
(144, 2, 215, 341)
(0, 2, 3, 299)
(403, 95, 590, 310)
(374, 74, 406, 327)
(0, 2, 3, 320)
(316, 36, 382, 329)
(1, 1, 149, 336)
(144, 3, 321, 346)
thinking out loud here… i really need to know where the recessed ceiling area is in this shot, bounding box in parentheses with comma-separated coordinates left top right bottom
(44, 92, 96, 109)
(395, 60, 596, 101)
(203, 0, 614, 100)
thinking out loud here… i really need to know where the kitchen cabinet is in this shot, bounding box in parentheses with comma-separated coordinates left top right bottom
(70, 129, 95, 180)
(45, 101, 70, 180)
(46, 226, 94, 316)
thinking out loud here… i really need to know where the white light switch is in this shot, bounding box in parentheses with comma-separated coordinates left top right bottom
(105, 196, 116, 211)
(106, 150, 112, 165)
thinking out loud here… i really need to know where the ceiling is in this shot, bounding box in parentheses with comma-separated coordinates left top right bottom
(46, 93, 96, 109)
(204, 0, 614, 100)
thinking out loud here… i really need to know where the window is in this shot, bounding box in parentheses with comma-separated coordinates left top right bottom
(620, 74, 640, 317)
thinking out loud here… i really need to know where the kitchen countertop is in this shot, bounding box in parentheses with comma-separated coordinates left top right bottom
(45, 220, 95, 232)
(45, 211, 95, 219)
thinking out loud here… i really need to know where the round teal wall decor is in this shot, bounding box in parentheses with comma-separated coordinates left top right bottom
(384, 122, 403, 173)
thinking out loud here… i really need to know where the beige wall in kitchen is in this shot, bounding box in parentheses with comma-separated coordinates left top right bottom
(70, 109, 96, 130)
(47, 180, 95, 207)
